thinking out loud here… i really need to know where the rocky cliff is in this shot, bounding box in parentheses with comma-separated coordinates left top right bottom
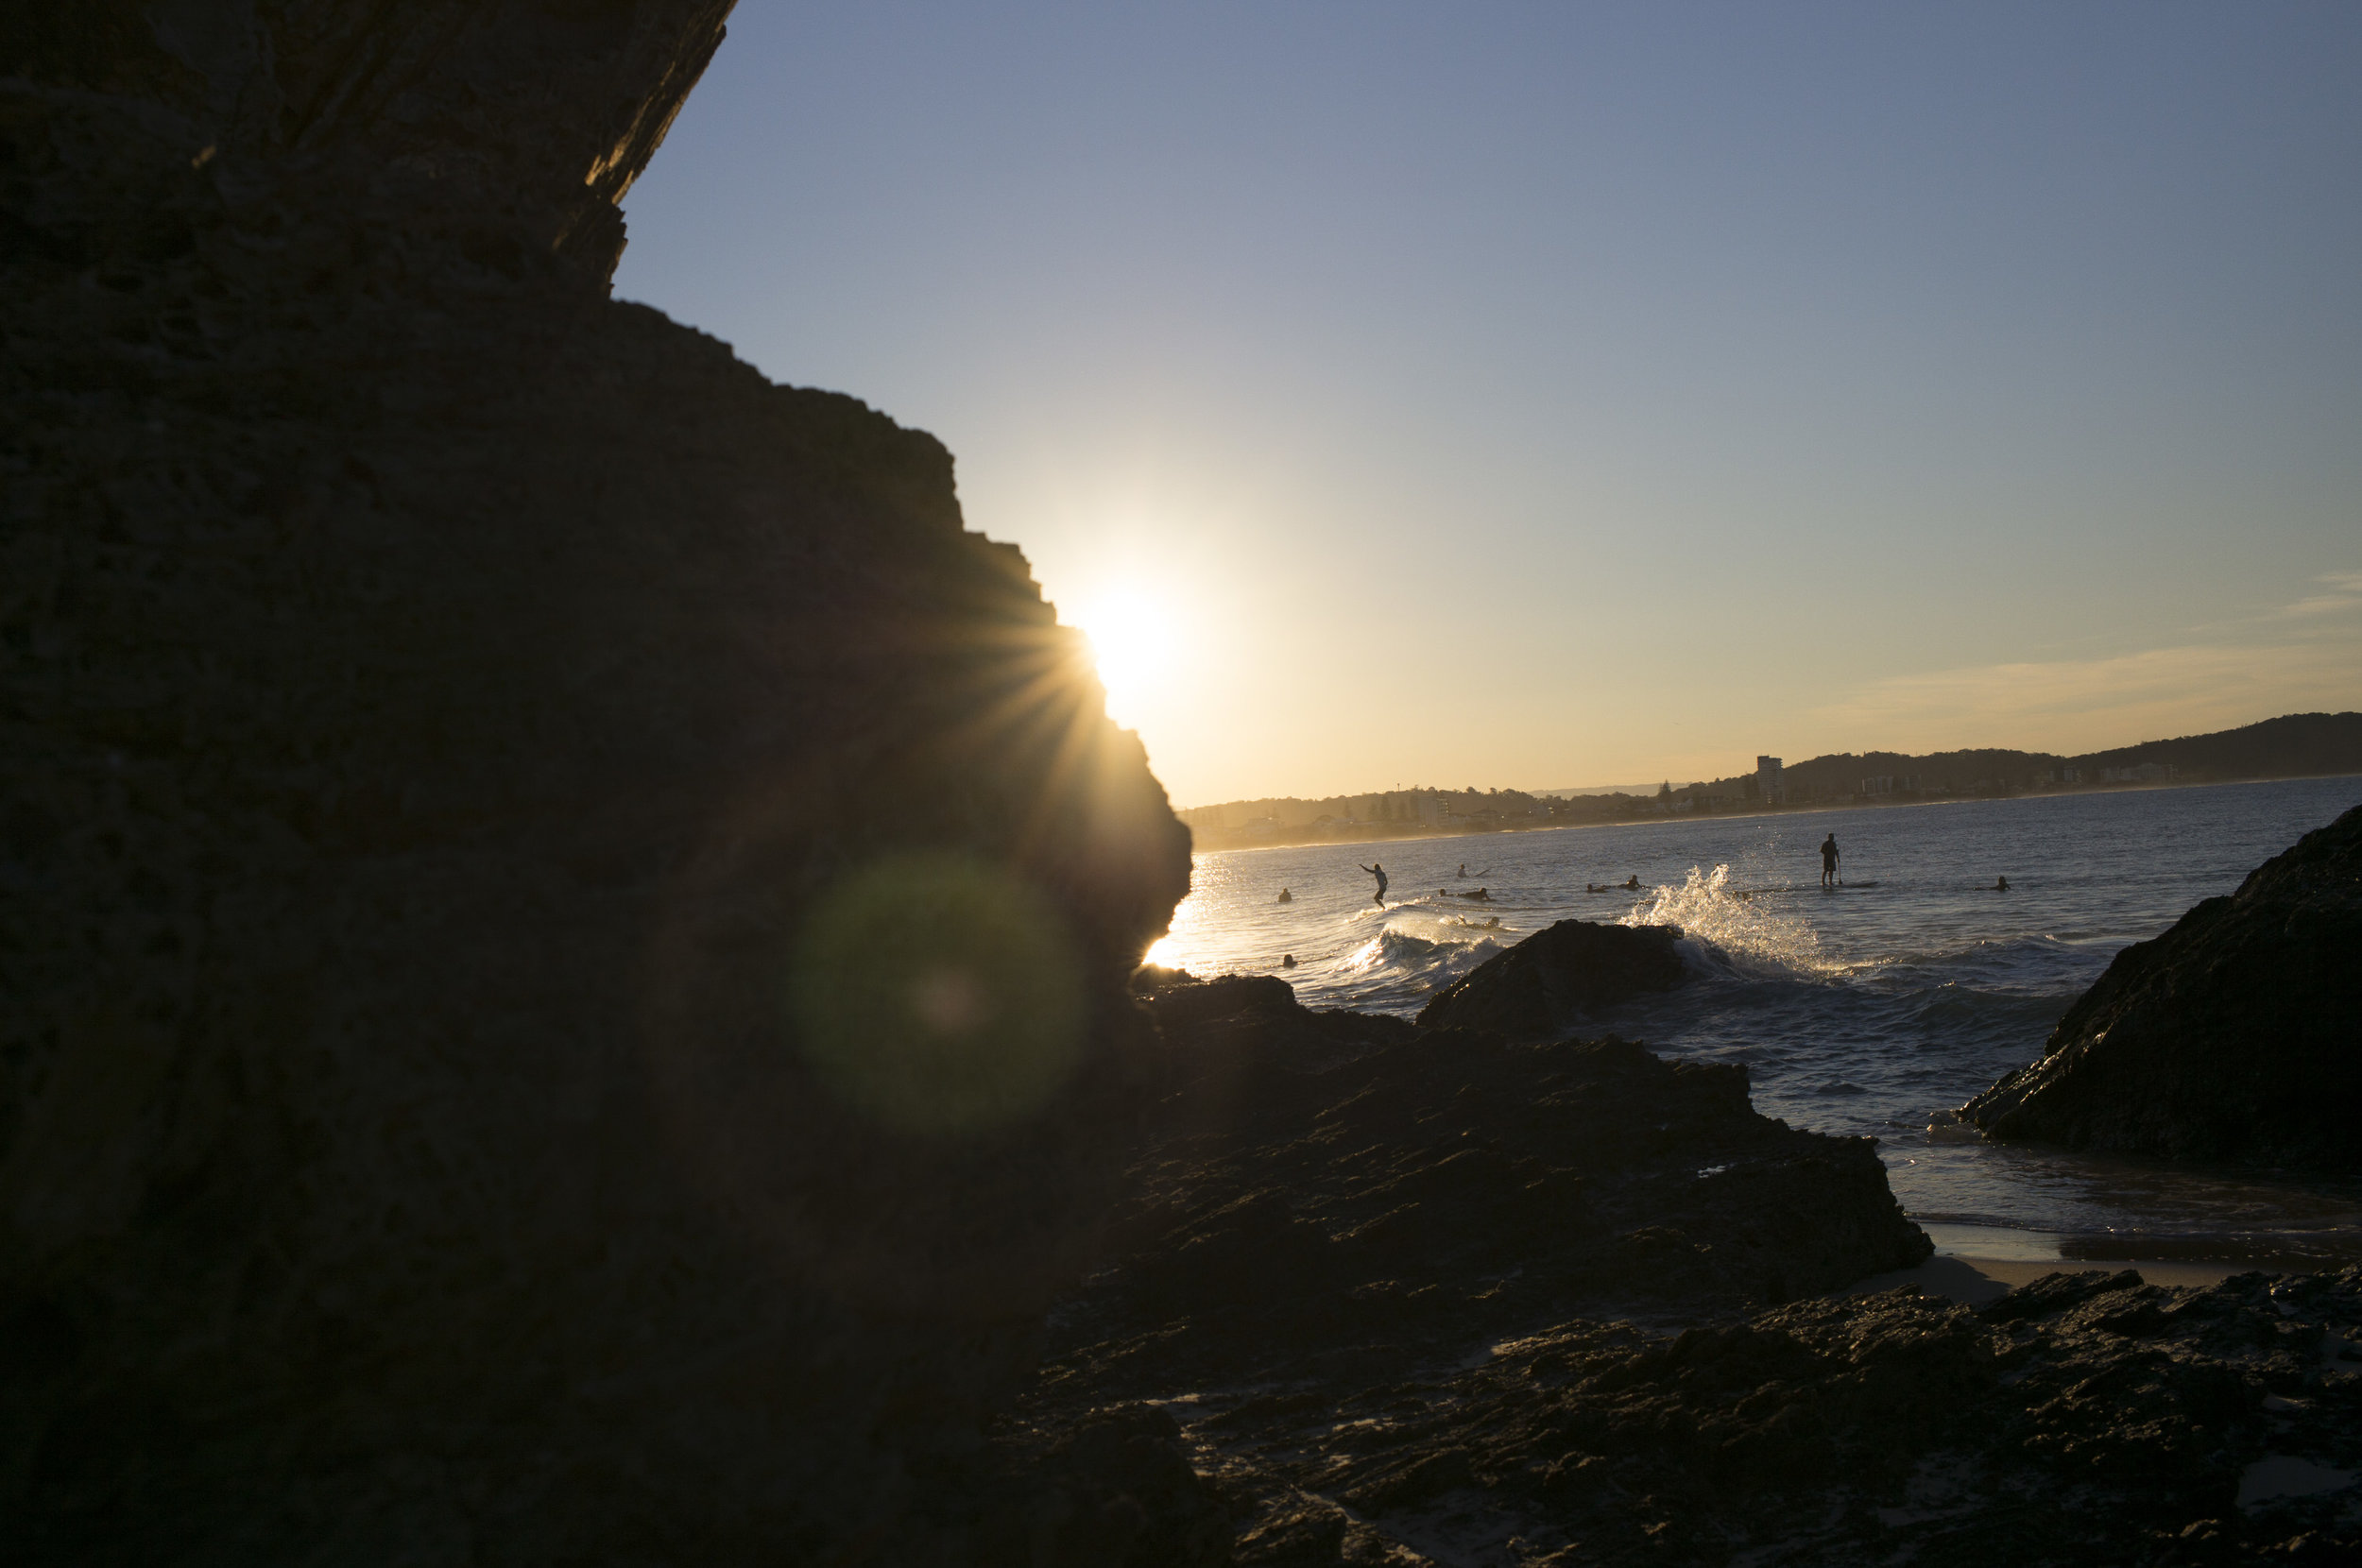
(1961, 803, 2362, 1168)
(2, 4, 1190, 1560)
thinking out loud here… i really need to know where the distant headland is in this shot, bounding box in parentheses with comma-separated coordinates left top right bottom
(1177, 710, 2362, 852)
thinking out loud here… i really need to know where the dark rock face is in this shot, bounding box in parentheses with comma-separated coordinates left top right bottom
(3, 0, 735, 285)
(1039, 987, 1929, 1409)
(1415, 917, 1689, 1037)
(3, 5, 1189, 1560)
(1132, 967, 1304, 1028)
(1133, 1267, 2362, 1565)
(1003, 986, 1931, 1562)
(1017, 980, 2362, 1563)
(1961, 803, 2362, 1168)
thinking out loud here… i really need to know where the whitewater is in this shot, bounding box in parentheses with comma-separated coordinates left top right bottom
(1146, 775, 2362, 1268)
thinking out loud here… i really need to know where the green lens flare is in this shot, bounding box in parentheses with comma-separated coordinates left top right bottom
(789, 852, 1086, 1135)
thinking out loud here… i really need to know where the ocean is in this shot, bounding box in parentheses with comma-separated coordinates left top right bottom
(1144, 775, 2362, 1268)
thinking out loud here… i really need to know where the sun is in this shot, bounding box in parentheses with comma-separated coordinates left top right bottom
(1068, 587, 1178, 726)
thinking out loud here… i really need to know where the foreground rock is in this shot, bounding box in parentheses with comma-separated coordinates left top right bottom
(3, 6, 1187, 1561)
(979, 979, 1926, 1561)
(1004, 983, 2361, 1565)
(1962, 803, 2362, 1168)
(1415, 918, 1690, 1037)
(1080, 1266, 2362, 1566)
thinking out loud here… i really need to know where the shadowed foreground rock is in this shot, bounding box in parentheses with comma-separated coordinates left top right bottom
(990, 978, 1927, 1559)
(1018, 982, 2362, 1564)
(1961, 803, 2362, 1168)
(3, 5, 1189, 1561)
(1415, 918, 1690, 1037)
(1143, 1266, 2362, 1566)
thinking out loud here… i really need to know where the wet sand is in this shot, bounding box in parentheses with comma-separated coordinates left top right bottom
(1851, 1253, 2258, 1307)
(1841, 1218, 2353, 1304)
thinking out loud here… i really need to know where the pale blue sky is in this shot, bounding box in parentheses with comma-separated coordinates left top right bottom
(617, 2, 2362, 805)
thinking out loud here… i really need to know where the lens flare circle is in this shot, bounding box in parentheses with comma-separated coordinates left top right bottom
(790, 851, 1086, 1135)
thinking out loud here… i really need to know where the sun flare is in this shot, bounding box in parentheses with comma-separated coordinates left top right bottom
(1069, 588, 1179, 726)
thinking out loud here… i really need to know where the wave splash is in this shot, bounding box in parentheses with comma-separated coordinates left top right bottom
(1335, 926, 1503, 1006)
(1618, 864, 1853, 980)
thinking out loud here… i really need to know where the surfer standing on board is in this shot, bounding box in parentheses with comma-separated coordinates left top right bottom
(1360, 861, 1389, 907)
(1821, 833, 1840, 889)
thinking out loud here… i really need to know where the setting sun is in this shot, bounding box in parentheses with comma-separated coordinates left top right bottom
(1068, 588, 1179, 728)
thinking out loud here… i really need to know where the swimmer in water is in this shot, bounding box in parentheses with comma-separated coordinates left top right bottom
(1276, 887, 1292, 904)
(1281, 953, 1297, 968)
(1359, 861, 1389, 907)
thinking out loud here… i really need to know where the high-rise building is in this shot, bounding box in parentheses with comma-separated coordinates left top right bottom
(1755, 755, 1786, 805)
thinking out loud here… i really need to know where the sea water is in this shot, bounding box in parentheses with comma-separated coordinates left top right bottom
(1144, 775, 2362, 1266)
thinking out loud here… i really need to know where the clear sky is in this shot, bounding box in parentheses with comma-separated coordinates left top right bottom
(615, 1, 2362, 808)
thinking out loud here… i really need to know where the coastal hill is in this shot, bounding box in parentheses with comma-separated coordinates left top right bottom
(1179, 710, 2362, 851)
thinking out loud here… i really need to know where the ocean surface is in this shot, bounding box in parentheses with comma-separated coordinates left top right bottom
(1144, 775, 2362, 1268)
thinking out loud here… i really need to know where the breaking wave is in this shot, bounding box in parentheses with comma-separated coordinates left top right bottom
(1330, 927, 1503, 1011)
(1618, 864, 1856, 981)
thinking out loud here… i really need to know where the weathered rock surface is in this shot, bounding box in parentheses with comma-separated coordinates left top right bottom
(1415, 918, 1689, 1037)
(1015, 986, 2362, 1564)
(1040, 981, 1929, 1408)
(1962, 803, 2362, 1168)
(3, 5, 1189, 1561)
(1103, 1266, 2362, 1565)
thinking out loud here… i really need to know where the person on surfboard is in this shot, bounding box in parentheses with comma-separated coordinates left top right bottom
(1360, 862, 1389, 907)
(1821, 834, 1840, 888)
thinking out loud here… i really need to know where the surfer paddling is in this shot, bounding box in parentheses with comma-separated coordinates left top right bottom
(1360, 861, 1389, 907)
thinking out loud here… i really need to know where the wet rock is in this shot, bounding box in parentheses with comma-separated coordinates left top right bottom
(1092, 1264, 2362, 1565)
(904, 1404, 1233, 1568)
(1961, 803, 2362, 1167)
(3, 5, 1189, 1561)
(1022, 987, 2362, 1563)
(1036, 992, 1928, 1406)
(1134, 969, 1305, 1027)
(1414, 918, 1688, 1037)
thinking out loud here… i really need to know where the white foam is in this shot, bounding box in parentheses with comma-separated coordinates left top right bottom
(1617, 864, 1856, 980)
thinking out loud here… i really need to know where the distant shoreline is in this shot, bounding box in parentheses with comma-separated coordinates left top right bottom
(1186, 772, 2362, 857)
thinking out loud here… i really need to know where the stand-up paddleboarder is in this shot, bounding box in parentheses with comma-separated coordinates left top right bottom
(1360, 861, 1389, 907)
(1820, 834, 1840, 889)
